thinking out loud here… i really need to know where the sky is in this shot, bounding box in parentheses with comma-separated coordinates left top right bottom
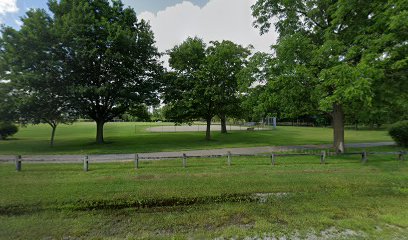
(0, 0, 277, 56)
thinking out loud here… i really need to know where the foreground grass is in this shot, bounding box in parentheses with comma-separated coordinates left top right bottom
(0, 147, 407, 239)
(0, 122, 392, 155)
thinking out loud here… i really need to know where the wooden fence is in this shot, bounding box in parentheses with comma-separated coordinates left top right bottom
(10, 150, 407, 172)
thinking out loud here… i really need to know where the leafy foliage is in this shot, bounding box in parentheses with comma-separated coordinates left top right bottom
(0, 122, 18, 140)
(251, 0, 408, 152)
(164, 37, 250, 139)
(0, 0, 163, 144)
(52, 0, 162, 143)
(0, 82, 17, 122)
(121, 104, 151, 122)
(0, 9, 76, 146)
(389, 121, 408, 147)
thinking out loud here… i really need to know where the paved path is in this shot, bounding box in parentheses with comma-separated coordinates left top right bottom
(0, 142, 395, 163)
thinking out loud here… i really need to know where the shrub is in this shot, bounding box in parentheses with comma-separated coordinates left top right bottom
(0, 122, 18, 140)
(388, 120, 408, 147)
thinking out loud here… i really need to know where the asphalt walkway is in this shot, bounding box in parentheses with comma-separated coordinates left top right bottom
(0, 142, 395, 163)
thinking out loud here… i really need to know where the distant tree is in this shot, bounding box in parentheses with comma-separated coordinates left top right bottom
(0, 82, 17, 123)
(252, 0, 408, 153)
(151, 105, 166, 122)
(0, 81, 19, 141)
(0, 122, 18, 140)
(205, 40, 250, 133)
(164, 38, 250, 139)
(49, 0, 162, 144)
(0, 9, 76, 147)
(238, 52, 283, 122)
(164, 38, 212, 138)
(121, 104, 151, 122)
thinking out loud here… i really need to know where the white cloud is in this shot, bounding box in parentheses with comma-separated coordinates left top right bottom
(0, 0, 18, 15)
(137, 0, 277, 55)
(14, 19, 22, 26)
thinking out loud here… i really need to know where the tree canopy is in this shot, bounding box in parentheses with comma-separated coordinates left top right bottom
(0, 9, 76, 146)
(164, 37, 250, 140)
(50, 0, 163, 144)
(252, 0, 408, 152)
(0, 0, 163, 144)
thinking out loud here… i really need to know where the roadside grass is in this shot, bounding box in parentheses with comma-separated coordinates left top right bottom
(0, 146, 407, 239)
(0, 122, 392, 155)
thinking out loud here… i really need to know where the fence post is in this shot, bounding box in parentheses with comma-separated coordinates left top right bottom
(362, 151, 367, 163)
(399, 151, 405, 161)
(183, 153, 187, 168)
(83, 155, 89, 172)
(134, 153, 139, 169)
(15, 155, 22, 172)
(271, 153, 275, 166)
(320, 151, 326, 164)
(227, 151, 231, 166)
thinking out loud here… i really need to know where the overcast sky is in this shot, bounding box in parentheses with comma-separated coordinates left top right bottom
(0, 0, 277, 55)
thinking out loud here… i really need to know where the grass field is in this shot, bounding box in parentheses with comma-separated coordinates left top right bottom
(0, 122, 392, 155)
(0, 146, 407, 239)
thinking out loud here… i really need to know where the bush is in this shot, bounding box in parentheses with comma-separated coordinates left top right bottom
(388, 120, 408, 147)
(0, 122, 18, 140)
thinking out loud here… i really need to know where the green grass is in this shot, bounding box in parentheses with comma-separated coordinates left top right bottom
(0, 122, 392, 155)
(0, 146, 407, 239)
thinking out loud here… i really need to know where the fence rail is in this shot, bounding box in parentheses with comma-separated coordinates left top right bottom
(5, 150, 407, 172)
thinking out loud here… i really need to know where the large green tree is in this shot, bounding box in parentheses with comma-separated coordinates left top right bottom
(0, 9, 76, 147)
(164, 37, 212, 139)
(49, 0, 162, 144)
(252, 0, 408, 153)
(238, 52, 287, 122)
(164, 37, 250, 139)
(1, 0, 162, 145)
(205, 40, 250, 133)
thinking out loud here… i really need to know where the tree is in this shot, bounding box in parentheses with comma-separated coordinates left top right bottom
(0, 81, 19, 141)
(238, 52, 285, 122)
(121, 104, 151, 122)
(0, 82, 17, 123)
(0, 9, 76, 147)
(205, 40, 250, 133)
(164, 37, 213, 139)
(164, 37, 250, 139)
(252, 0, 408, 153)
(49, 0, 162, 144)
(151, 105, 167, 122)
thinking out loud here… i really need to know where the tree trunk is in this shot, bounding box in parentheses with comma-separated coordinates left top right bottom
(333, 103, 345, 154)
(50, 125, 57, 147)
(205, 117, 211, 140)
(220, 114, 227, 134)
(96, 121, 105, 144)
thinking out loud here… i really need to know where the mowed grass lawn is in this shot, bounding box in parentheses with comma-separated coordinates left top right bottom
(0, 122, 392, 155)
(0, 149, 407, 239)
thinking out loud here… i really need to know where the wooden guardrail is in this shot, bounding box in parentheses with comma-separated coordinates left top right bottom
(9, 150, 406, 172)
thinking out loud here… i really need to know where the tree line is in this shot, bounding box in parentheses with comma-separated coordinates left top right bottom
(0, 0, 406, 153)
